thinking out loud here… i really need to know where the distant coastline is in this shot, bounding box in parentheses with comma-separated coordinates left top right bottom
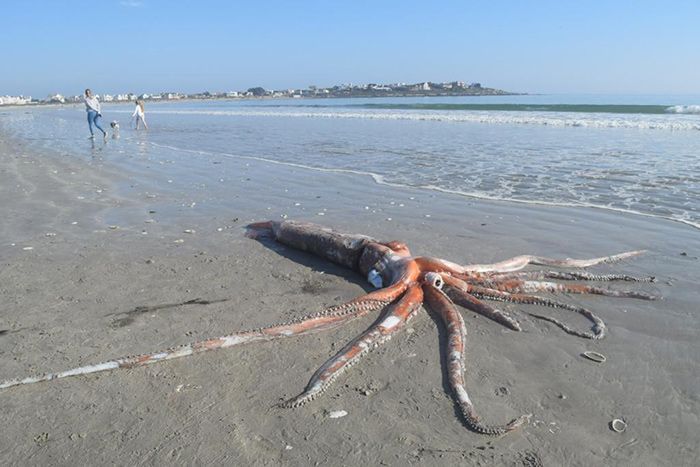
(0, 80, 522, 107)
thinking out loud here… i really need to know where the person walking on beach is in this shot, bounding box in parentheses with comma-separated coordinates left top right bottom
(132, 99, 148, 130)
(84, 89, 107, 139)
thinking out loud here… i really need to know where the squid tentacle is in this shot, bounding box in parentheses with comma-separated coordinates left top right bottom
(422, 274, 531, 435)
(282, 284, 424, 408)
(487, 270, 656, 283)
(481, 279, 658, 300)
(466, 284, 606, 339)
(526, 312, 605, 340)
(441, 275, 522, 331)
(0, 286, 407, 391)
(461, 250, 646, 273)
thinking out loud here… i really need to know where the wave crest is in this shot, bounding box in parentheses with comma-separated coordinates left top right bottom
(666, 105, 700, 114)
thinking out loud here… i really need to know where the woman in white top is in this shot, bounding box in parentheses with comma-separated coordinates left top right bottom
(132, 100, 148, 130)
(84, 88, 107, 139)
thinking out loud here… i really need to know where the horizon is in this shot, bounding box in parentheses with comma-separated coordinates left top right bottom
(2, 0, 700, 98)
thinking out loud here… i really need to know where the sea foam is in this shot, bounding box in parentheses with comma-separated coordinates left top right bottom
(125, 108, 700, 131)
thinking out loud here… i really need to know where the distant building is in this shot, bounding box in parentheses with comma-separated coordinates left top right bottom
(48, 94, 65, 104)
(421, 82, 431, 91)
(0, 95, 31, 105)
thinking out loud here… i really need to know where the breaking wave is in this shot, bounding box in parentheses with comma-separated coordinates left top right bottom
(666, 104, 700, 114)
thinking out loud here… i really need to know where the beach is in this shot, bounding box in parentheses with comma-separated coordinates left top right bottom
(1, 104, 699, 466)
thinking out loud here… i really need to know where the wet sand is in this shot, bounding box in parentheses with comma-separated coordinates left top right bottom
(0, 133, 698, 466)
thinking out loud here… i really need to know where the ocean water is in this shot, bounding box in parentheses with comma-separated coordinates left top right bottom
(1, 94, 699, 229)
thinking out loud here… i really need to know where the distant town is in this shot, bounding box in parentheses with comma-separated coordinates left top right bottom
(0, 81, 518, 106)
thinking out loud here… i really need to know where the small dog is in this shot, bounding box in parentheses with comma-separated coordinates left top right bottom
(110, 121, 120, 138)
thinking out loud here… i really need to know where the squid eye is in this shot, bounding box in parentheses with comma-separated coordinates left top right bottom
(367, 269, 384, 288)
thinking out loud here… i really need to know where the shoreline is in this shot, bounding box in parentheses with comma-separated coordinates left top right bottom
(1, 128, 698, 465)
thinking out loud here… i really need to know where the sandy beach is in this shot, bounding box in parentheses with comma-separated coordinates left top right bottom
(1, 130, 699, 466)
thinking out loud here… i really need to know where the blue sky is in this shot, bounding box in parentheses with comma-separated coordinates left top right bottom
(2, 0, 699, 97)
